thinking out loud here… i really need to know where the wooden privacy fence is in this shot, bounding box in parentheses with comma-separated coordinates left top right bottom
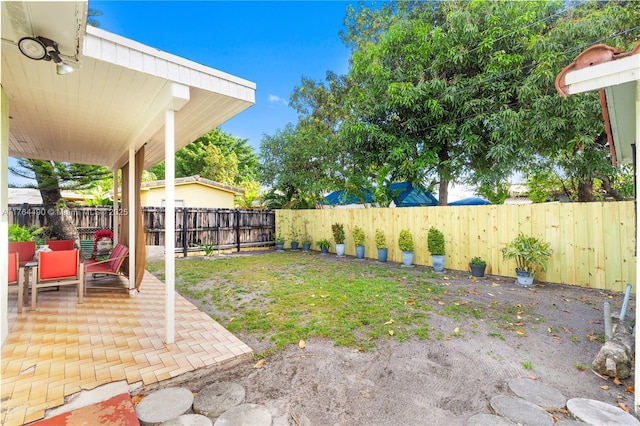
(8, 205, 275, 256)
(277, 201, 636, 292)
(144, 208, 275, 255)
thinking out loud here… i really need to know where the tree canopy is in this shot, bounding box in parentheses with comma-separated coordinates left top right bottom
(258, 0, 639, 206)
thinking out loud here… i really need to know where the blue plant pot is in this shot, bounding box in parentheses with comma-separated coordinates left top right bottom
(320, 247, 329, 254)
(431, 255, 445, 272)
(402, 251, 414, 267)
(355, 245, 365, 259)
(377, 248, 388, 263)
(303, 243, 311, 252)
(291, 242, 299, 251)
(275, 243, 284, 252)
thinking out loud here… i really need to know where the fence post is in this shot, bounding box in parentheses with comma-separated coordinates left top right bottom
(182, 207, 188, 258)
(236, 209, 241, 252)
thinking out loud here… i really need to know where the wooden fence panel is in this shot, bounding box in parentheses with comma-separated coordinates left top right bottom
(276, 201, 636, 292)
(9, 204, 275, 256)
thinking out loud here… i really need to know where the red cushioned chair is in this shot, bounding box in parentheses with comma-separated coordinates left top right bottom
(8, 241, 36, 266)
(83, 243, 129, 291)
(8, 252, 27, 313)
(32, 249, 84, 310)
(46, 239, 74, 251)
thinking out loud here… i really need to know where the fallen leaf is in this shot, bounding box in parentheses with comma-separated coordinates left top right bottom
(601, 385, 610, 390)
(384, 319, 394, 325)
(389, 330, 394, 336)
(527, 374, 538, 380)
(229, 317, 235, 323)
(614, 377, 622, 386)
(454, 327, 460, 334)
(618, 402, 630, 413)
(516, 329, 526, 335)
(407, 299, 416, 306)
(550, 414, 560, 422)
(438, 301, 445, 305)
(562, 327, 571, 333)
(254, 359, 265, 369)
(625, 386, 635, 393)
(298, 339, 306, 349)
(443, 276, 449, 280)
(131, 394, 144, 406)
(488, 293, 494, 297)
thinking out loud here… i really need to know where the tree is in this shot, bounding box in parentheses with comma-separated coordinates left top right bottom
(149, 129, 259, 185)
(260, 71, 353, 208)
(514, 0, 640, 201)
(343, 1, 560, 204)
(10, 159, 111, 240)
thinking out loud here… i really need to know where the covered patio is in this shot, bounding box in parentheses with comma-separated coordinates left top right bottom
(2, 273, 253, 425)
(1, 1, 256, 423)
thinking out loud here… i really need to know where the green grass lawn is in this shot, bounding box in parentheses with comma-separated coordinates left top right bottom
(147, 252, 530, 353)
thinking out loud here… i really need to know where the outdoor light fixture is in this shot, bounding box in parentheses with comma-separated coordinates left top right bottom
(18, 36, 74, 75)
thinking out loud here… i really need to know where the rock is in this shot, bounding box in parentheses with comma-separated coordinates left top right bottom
(592, 319, 635, 379)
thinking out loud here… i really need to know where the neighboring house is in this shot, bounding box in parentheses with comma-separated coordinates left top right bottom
(8, 188, 89, 205)
(323, 181, 439, 208)
(140, 175, 244, 209)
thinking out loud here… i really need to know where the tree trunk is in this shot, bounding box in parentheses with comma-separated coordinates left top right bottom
(32, 161, 80, 244)
(577, 180, 596, 202)
(438, 180, 449, 206)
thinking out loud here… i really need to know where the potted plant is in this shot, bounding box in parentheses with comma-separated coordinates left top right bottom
(469, 256, 487, 278)
(427, 227, 445, 272)
(93, 229, 113, 259)
(274, 233, 285, 252)
(352, 226, 365, 259)
(289, 228, 299, 251)
(332, 223, 345, 257)
(302, 236, 313, 252)
(375, 229, 388, 263)
(502, 232, 552, 287)
(317, 238, 331, 254)
(398, 229, 414, 267)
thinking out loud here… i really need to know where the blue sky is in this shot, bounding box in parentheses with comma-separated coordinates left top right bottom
(91, 0, 353, 153)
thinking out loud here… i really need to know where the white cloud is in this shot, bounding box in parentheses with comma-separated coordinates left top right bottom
(268, 94, 288, 106)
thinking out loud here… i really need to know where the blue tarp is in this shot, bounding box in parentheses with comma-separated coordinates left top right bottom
(323, 182, 439, 207)
(447, 197, 491, 206)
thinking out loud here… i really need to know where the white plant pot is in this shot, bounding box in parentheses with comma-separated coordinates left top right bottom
(515, 269, 534, 287)
(336, 243, 345, 257)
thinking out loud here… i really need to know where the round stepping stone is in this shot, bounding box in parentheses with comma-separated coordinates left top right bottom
(567, 398, 640, 425)
(467, 413, 517, 425)
(490, 395, 554, 426)
(507, 378, 567, 410)
(162, 414, 213, 426)
(136, 387, 194, 426)
(214, 403, 272, 426)
(193, 382, 245, 418)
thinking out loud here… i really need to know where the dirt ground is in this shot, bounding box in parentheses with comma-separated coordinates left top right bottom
(148, 252, 636, 425)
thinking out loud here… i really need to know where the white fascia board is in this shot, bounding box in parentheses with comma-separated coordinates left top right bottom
(83, 26, 256, 102)
(564, 54, 640, 95)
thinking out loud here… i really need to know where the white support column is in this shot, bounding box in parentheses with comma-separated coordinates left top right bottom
(1, 89, 9, 346)
(112, 170, 119, 245)
(635, 81, 640, 414)
(128, 148, 136, 293)
(164, 109, 176, 344)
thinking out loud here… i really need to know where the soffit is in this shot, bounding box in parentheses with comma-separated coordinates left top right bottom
(1, 1, 255, 171)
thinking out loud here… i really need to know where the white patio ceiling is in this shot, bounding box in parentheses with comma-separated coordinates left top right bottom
(1, 1, 256, 170)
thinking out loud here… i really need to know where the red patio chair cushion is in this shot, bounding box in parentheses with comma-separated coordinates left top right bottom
(46, 240, 74, 251)
(39, 250, 79, 280)
(8, 252, 18, 284)
(9, 241, 35, 266)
